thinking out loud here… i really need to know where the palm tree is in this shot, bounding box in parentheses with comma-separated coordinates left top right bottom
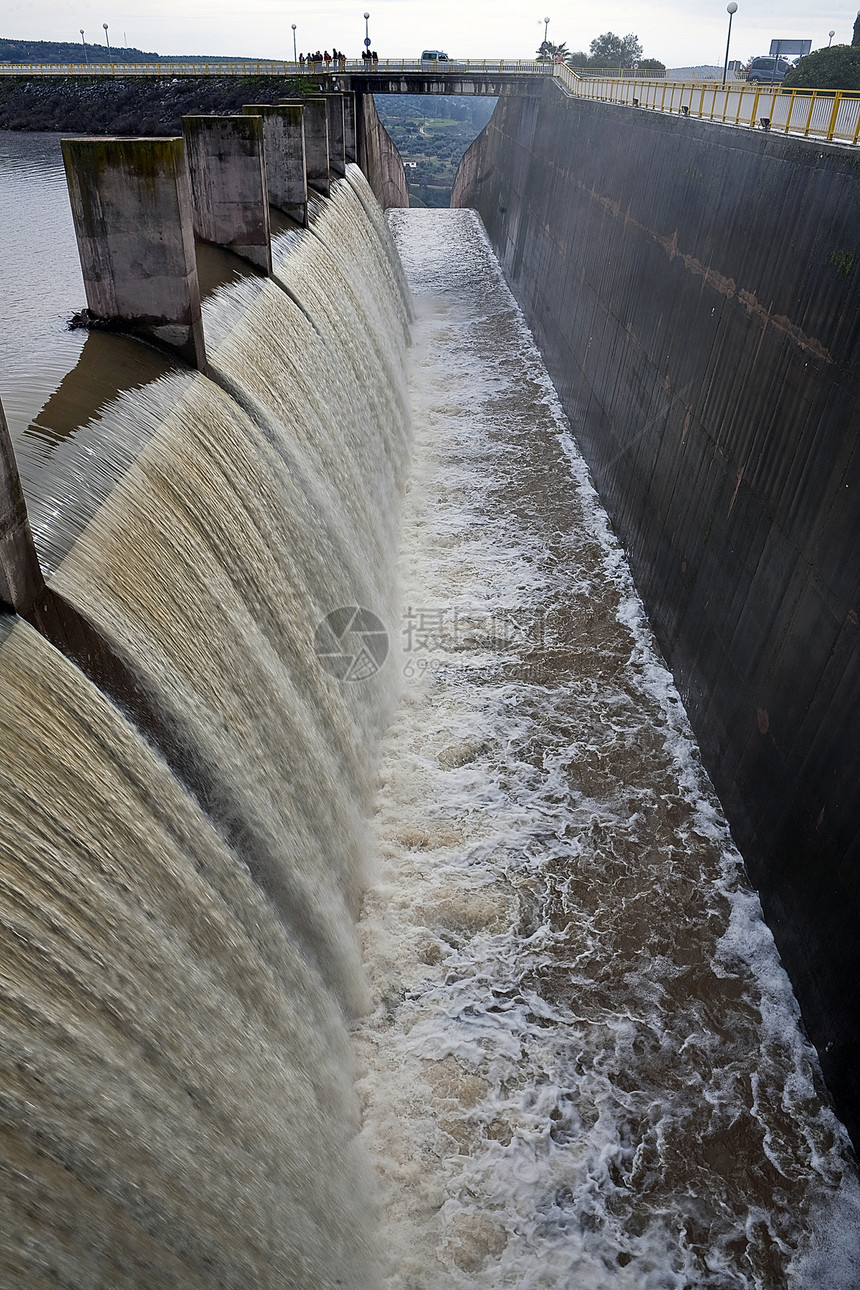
(536, 40, 571, 64)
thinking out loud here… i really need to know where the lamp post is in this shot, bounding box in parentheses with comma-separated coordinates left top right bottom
(828, 29, 835, 45)
(292, 23, 297, 61)
(364, 11, 371, 49)
(80, 29, 89, 64)
(103, 22, 111, 61)
(543, 16, 550, 43)
(722, 2, 737, 86)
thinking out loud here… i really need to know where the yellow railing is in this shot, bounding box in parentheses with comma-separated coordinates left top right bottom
(573, 76, 860, 146)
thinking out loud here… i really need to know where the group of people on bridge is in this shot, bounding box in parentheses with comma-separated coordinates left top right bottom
(299, 50, 348, 69)
(298, 49, 379, 69)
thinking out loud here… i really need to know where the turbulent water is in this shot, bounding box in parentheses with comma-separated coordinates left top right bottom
(353, 209, 860, 1289)
(0, 166, 410, 1287)
(1, 147, 858, 1290)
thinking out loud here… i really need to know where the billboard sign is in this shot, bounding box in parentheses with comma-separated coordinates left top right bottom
(769, 39, 812, 56)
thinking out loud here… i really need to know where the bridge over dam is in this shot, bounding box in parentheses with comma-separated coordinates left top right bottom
(0, 68, 858, 1286)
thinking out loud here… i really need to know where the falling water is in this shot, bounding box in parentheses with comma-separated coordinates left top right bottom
(1, 166, 410, 1287)
(353, 209, 860, 1289)
(2, 156, 858, 1290)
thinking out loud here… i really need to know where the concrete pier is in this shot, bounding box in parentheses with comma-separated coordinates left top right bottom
(182, 115, 272, 274)
(343, 92, 357, 161)
(0, 398, 46, 616)
(325, 94, 347, 175)
(242, 104, 308, 224)
(61, 137, 207, 371)
(280, 97, 330, 196)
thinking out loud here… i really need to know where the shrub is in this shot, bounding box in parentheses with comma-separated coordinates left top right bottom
(782, 45, 860, 90)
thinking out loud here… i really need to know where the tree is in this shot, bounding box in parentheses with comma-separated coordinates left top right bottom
(588, 32, 643, 67)
(782, 44, 860, 90)
(536, 40, 571, 63)
(638, 58, 666, 72)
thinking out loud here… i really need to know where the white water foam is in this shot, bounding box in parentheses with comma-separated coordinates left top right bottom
(354, 209, 860, 1289)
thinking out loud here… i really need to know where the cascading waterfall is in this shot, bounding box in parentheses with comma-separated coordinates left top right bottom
(0, 165, 410, 1287)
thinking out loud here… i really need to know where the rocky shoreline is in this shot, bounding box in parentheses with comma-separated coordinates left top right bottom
(0, 75, 320, 134)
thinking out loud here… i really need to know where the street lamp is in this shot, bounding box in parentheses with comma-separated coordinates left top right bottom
(722, 2, 737, 86)
(292, 23, 297, 61)
(364, 11, 371, 49)
(543, 16, 550, 44)
(828, 29, 835, 45)
(80, 29, 89, 64)
(103, 22, 112, 62)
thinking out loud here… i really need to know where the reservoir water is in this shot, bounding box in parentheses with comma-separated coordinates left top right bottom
(0, 134, 858, 1288)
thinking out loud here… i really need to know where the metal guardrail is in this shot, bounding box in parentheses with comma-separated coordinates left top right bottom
(574, 75, 860, 146)
(0, 58, 554, 76)
(567, 66, 666, 79)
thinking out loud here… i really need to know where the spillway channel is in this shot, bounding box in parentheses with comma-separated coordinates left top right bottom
(354, 209, 860, 1290)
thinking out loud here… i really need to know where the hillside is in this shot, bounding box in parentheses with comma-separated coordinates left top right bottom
(0, 37, 251, 64)
(375, 94, 495, 207)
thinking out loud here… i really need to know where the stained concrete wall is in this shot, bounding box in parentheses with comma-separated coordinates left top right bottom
(62, 136, 206, 370)
(453, 86, 860, 1145)
(0, 396, 45, 614)
(182, 115, 272, 273)
(356, 91, 408, 210)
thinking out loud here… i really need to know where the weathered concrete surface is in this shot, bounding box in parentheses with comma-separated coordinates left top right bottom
(242, 103, 307, 223)
(278, 96, 330, 196)
(454, 88, 860, 1145)
(61, 136, 206, 370)
(325, 94, 347, 176)
(356, 92, 408, 209)
(343, 91, 357, 161)
(0, 397, 45, 615)
(182, 115, 272, 273)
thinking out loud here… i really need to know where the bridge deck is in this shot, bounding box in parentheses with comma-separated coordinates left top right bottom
(0, 57, 857, 146)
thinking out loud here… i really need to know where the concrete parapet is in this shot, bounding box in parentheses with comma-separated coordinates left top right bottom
(182, 114, 272, 274)
(279, 97, 330, 196)
(61, 137, 207, 371)
(0, 397, 46, 616)
(242, 103, 308, 224)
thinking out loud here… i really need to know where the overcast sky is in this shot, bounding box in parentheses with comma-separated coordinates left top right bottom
(4, 0, 855, 69)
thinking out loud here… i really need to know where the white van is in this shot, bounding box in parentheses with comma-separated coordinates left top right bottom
(421, 50, 450, 61)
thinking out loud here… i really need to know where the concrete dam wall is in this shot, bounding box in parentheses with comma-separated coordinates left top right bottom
(453, 84, 860, 1143)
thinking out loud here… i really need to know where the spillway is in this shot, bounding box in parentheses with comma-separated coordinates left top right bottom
(354, 209, 860, 1288)
(0, 166, 410, 1288)
(0, 152, 858, 1289)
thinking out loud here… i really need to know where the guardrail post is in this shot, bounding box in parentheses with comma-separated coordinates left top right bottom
(826, 93, 842, 142)
(182, 114, 272, 273)
(242, 103, 308, 225)
(61, 137, 207, 371)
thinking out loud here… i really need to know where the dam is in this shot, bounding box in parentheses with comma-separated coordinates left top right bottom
(0, 75, 859, 1287)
